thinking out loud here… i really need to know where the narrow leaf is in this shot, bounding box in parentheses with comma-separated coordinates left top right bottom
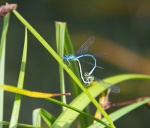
(64, 27, 81, 96)
(0, 12, 10, 127)
(3, 121, 40, 128)
(33, 108, 56, 127)
(45, 98, 110, 128)
(0, 84, 70, 98)
(32, 109, 41, 127)
(9, 28, 28, 128)
(55, 22, 67, 110)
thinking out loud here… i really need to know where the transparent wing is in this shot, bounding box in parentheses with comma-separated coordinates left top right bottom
(78, 52, 107, 69)
(109, 85, 120, 93)
(91, 52, 107, 57)
(75, 36, 95, 55)
(96, 78, 120, 93)
(79, 59, 104, 69)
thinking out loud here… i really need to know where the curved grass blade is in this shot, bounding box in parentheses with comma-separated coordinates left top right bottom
(51, 74, 150, 128)
(0, 12, 10, 127)
(45, 98, 110, 128)
(88, 98, 150, 128)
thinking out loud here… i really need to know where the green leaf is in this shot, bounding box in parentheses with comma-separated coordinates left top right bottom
(33, 108, 56, 127)
(3, 121, 40, 128)
(9, 28, 28, 128)
(88, 98, 150, 128)
(45, 98, 110, 128)
(64, 27, 91, 127)
(33, 109, 41, 127)
(41, 109, 56, 127)
(51, 74, 150, 128)
(0, 84, 70, 98)
(55, 22, 67, 110)
(0, 12, 10, 127)
(64, 27, 81, 96)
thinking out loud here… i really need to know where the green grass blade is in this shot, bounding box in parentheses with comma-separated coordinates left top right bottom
(103, 73, 150, 83)
(33, 108, 56, 127)
(57, 23, 97, 127)
(3, 121, 40, 128)
(9, 28, 28, 128)
(56, 22, 100, 127)
(64, 27, 91, 127)
(32, 109, 41, 127)
(0, 12, 10, 128)
(40, 109, 56, 127)
(88, 98, 150, 128)
(45, 98, 110, 128)
(12, 9, 115, 127)
(51, 73, 150, 128)
(55, 22, 67, 110)
(64, 27, 81, 96)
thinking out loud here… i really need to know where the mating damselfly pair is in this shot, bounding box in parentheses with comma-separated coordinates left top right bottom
(63, 36, 120, 93)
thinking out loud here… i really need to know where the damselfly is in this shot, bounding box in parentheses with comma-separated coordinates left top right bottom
(76, 59, 120, 93)
(84, 72, 120, 93)
(63, 36, 104, 75)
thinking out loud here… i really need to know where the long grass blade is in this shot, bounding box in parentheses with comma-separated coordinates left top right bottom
(3, 121, 40, 128)
(64, 28, 81, 96)
(55, 22, 67, 110)
(65, 27, 91, 127)
(0, 12, 10, 128)
(0, 84, 70, 98)
(9, 28, 28, 128)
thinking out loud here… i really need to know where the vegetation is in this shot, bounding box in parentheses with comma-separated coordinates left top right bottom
(0, 4, 150, 128)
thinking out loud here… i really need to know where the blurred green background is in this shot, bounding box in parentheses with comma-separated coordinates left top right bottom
(0, 0, 150, 127)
